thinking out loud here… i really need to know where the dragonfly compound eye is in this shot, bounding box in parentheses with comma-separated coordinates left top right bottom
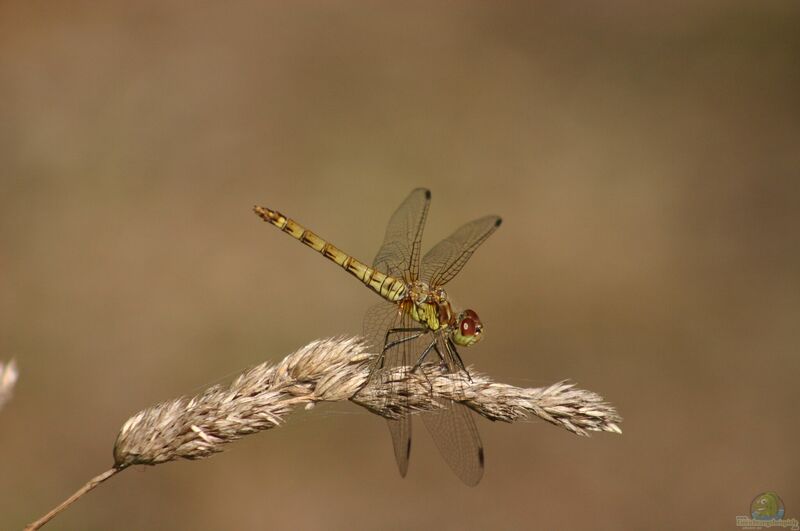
(460, 316, 477, 336)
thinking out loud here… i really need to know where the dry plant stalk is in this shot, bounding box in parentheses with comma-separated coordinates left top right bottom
(26, 337, 621, 530)
(0, 359, 18, 412)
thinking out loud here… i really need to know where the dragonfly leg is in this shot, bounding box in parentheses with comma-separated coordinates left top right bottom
(432, 341, 447, 365)
(380, 327, 428, 369)
(411, 339, 438, 372)
(383, 327, 428, 349)
(409, 338, 438, 392)
(447, 338, 473, 382)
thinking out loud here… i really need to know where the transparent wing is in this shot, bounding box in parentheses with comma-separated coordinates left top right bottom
(419, 215, 501, 287)
(420, 334, 484, 486)
(363, 300, 430, 478)
(422, 404, 484, 486)
(372, 188, 431, 279)
(363, 300, 404, 362)
(386, 413, 412, 478)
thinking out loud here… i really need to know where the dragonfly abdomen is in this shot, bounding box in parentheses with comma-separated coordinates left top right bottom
(254, 206, 406, 302)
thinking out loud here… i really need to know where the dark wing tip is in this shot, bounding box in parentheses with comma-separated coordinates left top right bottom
(410, 187, 431, 199)
(494, 217, 502, 227)
(398, 438, 412, 478)
(478, 446, 485, 467)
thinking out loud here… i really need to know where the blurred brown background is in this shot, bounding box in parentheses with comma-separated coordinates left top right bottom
(2, 2, 799, 530)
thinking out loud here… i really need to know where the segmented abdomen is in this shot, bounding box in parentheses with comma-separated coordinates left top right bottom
(254, 205, 407, 302)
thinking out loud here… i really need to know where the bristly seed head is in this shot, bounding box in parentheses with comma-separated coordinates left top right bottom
(112, 337, 621, 468)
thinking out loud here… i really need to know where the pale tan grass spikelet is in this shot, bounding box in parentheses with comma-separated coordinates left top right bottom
(27, 337, 621, 530)
(0, 359, 18, 412)
(114, 337, 373, 465)
(114, 337, 621, 466)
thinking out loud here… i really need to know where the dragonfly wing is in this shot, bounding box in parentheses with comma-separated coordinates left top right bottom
(372, 188, 431, 279)
(386, 414, 412, 477)
(419, 215, 501, 287)
(363, 300, 403, 362)
(366, 188, 432, 477)
(420, 334, 484, 485)
(363, 300, 430, 478)
(422, 402, 484, 486)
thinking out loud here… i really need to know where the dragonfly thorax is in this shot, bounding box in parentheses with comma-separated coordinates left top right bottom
(407, 280, 448, 304)
(404, 281, 449, 331)
(408, 280, 431, 304)
(403, 281, 483, 347)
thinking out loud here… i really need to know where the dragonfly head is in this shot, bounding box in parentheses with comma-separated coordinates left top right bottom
(453, 309, 483, 347)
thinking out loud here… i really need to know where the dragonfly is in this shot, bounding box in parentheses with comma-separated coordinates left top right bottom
(254, 188, 501, 485)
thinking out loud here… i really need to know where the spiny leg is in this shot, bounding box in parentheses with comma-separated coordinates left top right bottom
(383, 331, 426, 354)
(432, 341, 447, 366)
(411, 338, 439, 372)
(378, 327, 428, 369)
(383, 327, 428, 348)
(380, 332, 425, 369)
(425, 341, 449, 398)
(447, 338, 473, 382)
(409, 337, 438, 392)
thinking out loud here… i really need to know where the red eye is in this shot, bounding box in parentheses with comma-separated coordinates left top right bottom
(464, 309, 479, 320)
(460, 317, 476, 336)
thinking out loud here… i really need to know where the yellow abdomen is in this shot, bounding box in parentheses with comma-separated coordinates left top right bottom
(254, 205, 407, 302)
